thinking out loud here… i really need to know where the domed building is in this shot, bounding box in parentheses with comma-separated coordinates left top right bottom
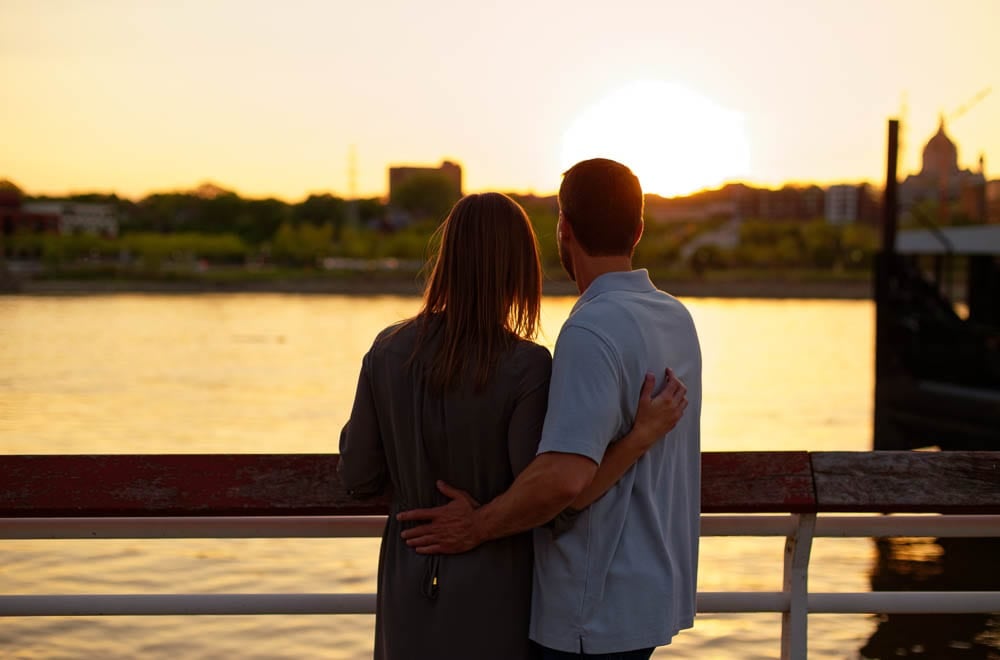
(921, 120, 960, 179)
(900, 116, 986, 219)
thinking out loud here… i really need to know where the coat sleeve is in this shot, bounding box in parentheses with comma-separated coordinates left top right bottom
(337, 351, 388, 498)
(506, 345, 552, 477)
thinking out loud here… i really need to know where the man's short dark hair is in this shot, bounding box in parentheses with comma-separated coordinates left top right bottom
(558, 158, 643, 257)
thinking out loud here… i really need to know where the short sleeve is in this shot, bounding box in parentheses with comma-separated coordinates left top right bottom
(537, 324, 623, 464)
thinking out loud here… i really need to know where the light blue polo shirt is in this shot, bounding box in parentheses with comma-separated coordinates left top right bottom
(530, 269, 702, 654)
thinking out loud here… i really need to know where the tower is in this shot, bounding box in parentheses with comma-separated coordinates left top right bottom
(347, 145, 359, 227)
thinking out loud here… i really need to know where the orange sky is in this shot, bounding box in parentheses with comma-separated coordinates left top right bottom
(2, 0, 998, 200)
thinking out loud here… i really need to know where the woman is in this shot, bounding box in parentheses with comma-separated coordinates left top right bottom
(338, 193, 683, 660)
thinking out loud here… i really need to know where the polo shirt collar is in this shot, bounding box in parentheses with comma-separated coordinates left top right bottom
(574, 269, 655, 311)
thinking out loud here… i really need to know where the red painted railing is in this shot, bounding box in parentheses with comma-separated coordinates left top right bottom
(2, 451, 999, 660)
(6, 451, 998, 518)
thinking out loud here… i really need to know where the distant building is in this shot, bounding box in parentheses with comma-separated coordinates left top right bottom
(987, 180, 1000, 224)
(644, 191, 737, 224)
(754, 185, 825, 221)
(0, 189, 60, 236)
(22, 202, 119, 237)
(899, 117, 986, 221)
(825, 183, 879, 226)
(388, 160, 462, 206)
(645, 183, 828, 225)
(383, 160, 463, 228)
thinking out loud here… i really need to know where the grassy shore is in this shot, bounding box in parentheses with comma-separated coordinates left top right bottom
(7, 268, 874, 299)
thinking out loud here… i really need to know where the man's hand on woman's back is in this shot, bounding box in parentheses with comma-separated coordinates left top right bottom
(630, 367, 687, 451)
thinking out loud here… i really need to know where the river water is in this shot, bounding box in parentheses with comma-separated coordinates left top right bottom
(0, 294, 993, 659)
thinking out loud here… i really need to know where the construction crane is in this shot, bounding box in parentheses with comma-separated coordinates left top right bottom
(950, 87, 991, 122)
(935, 87, 992, 223)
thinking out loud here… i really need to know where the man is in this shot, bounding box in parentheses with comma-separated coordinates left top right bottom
(398, 158, 703, 659)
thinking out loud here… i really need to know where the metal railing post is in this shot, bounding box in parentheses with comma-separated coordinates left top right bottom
(780, 513, 816, 660)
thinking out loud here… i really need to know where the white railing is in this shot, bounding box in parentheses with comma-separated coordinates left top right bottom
(3, 513, 999, 660)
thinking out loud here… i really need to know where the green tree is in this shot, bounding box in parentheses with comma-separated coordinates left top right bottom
(801, 221, 841, 269)
(238, 198, 290, 245)
(293, 194, 347, 240)
(271, 221, 334, 266)
(355, 197, 385, 225)
(0, 179, 23, 194)
(842, 224, 878, 269)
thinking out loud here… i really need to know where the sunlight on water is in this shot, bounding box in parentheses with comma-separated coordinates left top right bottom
(0, 294, 879, 658)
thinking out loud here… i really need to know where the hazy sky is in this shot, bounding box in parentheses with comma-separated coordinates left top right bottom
(2, 0, 998, 200)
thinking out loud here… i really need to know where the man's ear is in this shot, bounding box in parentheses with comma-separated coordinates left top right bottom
(633, 218, 644, 247)
(558, 213, 575, 243)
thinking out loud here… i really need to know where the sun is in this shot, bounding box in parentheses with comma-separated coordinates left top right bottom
(559, 80, 750, 198)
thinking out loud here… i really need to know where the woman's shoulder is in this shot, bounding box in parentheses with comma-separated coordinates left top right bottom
(505, 337, 552, 374)
(499, 339, 551, 394)
(369, 319, 419, 354)
(513, 337, 551, 360)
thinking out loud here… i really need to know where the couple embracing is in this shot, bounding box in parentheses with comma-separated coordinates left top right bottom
(339, 158, 702, 660)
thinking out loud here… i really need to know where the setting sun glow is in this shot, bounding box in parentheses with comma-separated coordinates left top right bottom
(560, 81, 750, 198)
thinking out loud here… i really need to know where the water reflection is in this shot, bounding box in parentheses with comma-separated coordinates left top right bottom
(2, 294, 991, 658)
(861, 537, 1000, 658)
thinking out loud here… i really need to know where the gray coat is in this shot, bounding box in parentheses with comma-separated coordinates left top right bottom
(339, 319, 551, 660)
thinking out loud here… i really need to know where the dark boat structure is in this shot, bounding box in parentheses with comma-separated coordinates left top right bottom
(874, 121, 1000, 451)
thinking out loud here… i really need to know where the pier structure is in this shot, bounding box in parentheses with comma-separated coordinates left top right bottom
(875, 119, 1000, 451)
(2, 451, 999, 660)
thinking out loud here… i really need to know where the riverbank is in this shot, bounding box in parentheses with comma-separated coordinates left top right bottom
(6, 273, 873, 299)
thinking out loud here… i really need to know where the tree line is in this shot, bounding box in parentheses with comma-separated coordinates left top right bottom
(3, 176, 882, 277)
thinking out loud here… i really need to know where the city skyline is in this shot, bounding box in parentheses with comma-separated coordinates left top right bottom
(2, 0, 998, 201)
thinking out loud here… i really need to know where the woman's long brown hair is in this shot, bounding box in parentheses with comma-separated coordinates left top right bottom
(412, 192, 542, 391)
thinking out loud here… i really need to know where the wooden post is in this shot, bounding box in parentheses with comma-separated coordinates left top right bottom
(874, 119, 900, 450)
(881, 120, 899, 254)
(780, 513, 816, 660)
